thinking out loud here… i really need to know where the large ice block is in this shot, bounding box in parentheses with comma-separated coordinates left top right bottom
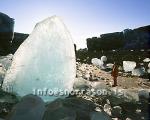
(3, 16, 76, 102)
(123, 61, 136, 72)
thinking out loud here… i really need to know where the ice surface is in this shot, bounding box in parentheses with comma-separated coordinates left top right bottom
(0, 65, 5, 86)
(101, 56, 107, 62)
(3, 16, 76, 102)
(0, 54, 13, 70)
(132, 67, 145, 76)
(91, 58, 102, 66)
(143, 58, 150, 63)
(123, 61, 136, 72)
(147, 69, 150, 73)
(91, 57, 107, 70)
(148, 63, 150, 68)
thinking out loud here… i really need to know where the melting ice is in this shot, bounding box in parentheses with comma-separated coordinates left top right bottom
(3, 16, 76, 102)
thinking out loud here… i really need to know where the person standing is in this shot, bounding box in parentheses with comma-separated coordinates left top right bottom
(111, 62, 119, 87)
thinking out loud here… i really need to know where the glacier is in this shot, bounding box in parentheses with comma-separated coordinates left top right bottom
(2, 16, 76, 102)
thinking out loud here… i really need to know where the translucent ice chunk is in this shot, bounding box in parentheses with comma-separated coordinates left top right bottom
(132, 67, 145, 76)
(101, 56, 107, 62)
(123, 61, 136, 72)
(91, 58, 106, 70)
(91, 58, 102, 66)
(3, 16, 76, 102)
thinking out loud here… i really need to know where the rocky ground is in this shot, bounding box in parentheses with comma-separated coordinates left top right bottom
(74, 62, 150, 120)
(76, 62, 150, 89)
(0, 55, 150, 120)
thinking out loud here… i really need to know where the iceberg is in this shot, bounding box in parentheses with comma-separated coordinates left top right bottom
(3, 16, 76, 102)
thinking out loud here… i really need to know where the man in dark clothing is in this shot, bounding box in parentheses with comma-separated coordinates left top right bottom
(111, 62, 119, 87)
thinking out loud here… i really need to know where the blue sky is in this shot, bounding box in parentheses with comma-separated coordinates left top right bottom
(0, 0, 150, 48)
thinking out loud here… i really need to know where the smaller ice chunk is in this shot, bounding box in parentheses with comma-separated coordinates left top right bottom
(0, 65, 5, 86)
(106, 63, 114, 69)
(147, 69, 150, 73)
(73, 78, 91, 90)
(123, 61, 136, 72)
(91, 58, 102, 66)
(148, 63, 150, 68)
(91, 56, 107, 69)
(143, 58, 150, 63)
(0, 54, 13, 70)
(132, 67, 145, 76)
(91, 58, 105, 69)
(101, 56, 107, 62)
